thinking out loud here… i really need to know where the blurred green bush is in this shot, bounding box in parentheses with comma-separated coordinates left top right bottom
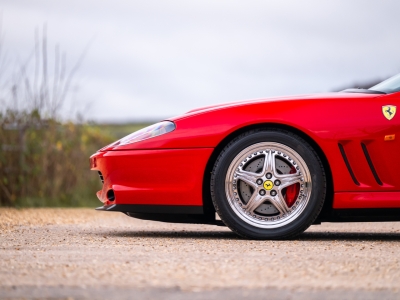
(0, 109, 113, 207)
(0, 110, 152, 207)
(0, 110, 151, 207)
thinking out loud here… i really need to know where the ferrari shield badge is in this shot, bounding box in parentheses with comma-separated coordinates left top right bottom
(382, 105, 396, 120)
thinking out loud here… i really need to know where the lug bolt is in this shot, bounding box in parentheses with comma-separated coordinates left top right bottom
(274, 180, 281, 186)
(259, 189, 266, 196)
(266, 173, 272, 179)
(256, 179, 263, 185)
(270, 190, 277, 197)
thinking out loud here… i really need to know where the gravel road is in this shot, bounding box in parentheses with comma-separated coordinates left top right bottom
(1, 208, 400, 299)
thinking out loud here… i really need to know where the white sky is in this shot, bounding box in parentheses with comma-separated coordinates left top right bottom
(1, 0, 400, 122)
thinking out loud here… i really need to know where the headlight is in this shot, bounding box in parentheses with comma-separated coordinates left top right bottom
(119, 121, 175, 145)
(102, 121, 175, 150)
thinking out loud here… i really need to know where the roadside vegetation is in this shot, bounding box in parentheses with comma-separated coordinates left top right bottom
(0, 120, 148, 207)
(0, 27, 149, 207)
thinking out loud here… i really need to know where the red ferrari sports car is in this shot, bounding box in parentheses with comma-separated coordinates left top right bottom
(90, 74, 400, 239)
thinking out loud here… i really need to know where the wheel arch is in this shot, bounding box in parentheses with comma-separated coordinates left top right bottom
(202, 123, 334, 220)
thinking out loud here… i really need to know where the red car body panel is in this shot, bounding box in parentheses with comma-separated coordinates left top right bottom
(91, 148, 213, 207)
(91, 92, 400, 211)
(333, 192, 400, 209)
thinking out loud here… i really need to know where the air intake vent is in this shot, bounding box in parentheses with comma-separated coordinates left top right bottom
(361, 143, 383, 186)
(98, 171, 104, 184)
(106, 189, 115, 201)
(338, 143, 360, 186)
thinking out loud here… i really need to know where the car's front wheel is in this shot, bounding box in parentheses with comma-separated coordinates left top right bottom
(211, 129, 326, 239)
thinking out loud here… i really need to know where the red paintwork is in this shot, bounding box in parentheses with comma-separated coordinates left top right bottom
(91, 92, 400, 209)
(333, 192, 400, 209)
(91, 148, 213, 206)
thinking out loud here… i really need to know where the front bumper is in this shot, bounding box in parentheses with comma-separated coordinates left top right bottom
(90, 148, 213, 207)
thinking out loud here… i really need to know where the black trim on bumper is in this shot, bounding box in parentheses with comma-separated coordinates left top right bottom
(96, 204, 225, 226)
(96, 204, 203, 215)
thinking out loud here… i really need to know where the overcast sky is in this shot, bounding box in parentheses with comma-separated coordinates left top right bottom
(1, 0, 400, 122)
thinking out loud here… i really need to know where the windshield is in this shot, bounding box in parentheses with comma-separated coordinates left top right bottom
(369, 73, 400, 94)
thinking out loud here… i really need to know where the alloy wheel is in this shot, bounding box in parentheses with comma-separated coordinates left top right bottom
(225, 142, 312, 228)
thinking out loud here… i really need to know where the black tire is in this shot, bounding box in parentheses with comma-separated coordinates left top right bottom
(210, 129, 326, 240)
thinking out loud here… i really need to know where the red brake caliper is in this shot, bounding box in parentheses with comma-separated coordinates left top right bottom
(285, 166, 300, 207)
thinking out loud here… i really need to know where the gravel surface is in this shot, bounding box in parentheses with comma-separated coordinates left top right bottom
(1, 208, 400, 299)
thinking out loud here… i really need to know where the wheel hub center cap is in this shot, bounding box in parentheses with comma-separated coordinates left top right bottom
(263, 180, 274, 190)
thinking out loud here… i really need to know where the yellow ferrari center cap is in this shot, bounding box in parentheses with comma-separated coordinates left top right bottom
(263, 180, 274, 190)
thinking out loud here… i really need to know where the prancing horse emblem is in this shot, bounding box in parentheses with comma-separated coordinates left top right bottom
(382, 105, 397, 120)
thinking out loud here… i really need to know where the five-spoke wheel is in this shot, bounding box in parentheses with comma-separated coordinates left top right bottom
(211, 129, 326, 239)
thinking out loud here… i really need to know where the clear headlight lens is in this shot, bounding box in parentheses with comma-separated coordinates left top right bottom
(113, 121, 175, 147)
(119, 121, 175, 145)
